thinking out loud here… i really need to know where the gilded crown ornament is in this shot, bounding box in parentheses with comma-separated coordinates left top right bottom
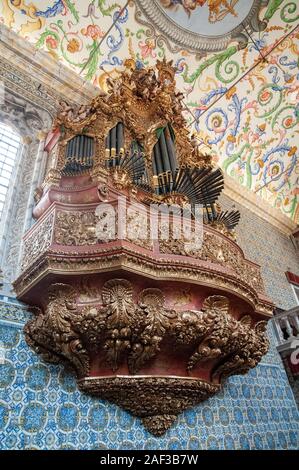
(14, 60, 273, 436)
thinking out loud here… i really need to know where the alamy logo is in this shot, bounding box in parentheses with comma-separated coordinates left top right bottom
(290, 339, 299, 366)
(95, 196, 203, 251)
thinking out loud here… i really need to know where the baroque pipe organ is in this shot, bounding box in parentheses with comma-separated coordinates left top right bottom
(14, 60, 273, 436)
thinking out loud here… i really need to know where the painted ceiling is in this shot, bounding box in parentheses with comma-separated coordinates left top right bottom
(144, 1, 255, 38)
(0, 0, 298, 222)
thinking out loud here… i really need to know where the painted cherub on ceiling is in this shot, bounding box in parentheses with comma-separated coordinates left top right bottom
(159, 0, 239, 22)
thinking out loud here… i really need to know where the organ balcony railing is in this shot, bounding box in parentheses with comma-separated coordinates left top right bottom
(272, 306, 299, 352)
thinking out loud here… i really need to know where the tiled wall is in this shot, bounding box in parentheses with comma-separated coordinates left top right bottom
(221, 195, 299, 311)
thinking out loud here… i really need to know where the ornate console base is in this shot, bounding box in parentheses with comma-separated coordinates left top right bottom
(79, 376, 220, 436)
(20, 278, 271, 435)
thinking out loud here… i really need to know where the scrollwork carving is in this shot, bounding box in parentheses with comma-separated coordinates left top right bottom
(54, 211, 97, 246)
(128, 288, 176, 374)
(21, 212, 54, 270)
(172, 294, 269, 377)
(159, 231, 265, 293)
(212, 320, 269, 382)
(53, 209, 153, 249)
(54, 58, 198, 169)
(24, 283, 89, 377)
(24, 279, 269, 435)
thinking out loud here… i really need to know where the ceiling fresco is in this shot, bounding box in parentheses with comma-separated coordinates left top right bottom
(159, 1, 251, 35)
(135, 0, 268, 55)
(158, 0, 253, 36)
(0, 0, 298, 222)
(160, 0, 240, 18)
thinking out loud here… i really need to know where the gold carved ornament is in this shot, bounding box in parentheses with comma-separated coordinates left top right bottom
(24, 280, 268, 435)
(51, 59, 211, 176)
(18, 59, 274, 437)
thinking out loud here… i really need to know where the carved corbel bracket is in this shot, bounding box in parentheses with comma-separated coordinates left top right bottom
(24, 279, 269, 436)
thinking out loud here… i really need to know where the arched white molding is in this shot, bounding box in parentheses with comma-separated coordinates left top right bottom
(0, 88, 52, 294)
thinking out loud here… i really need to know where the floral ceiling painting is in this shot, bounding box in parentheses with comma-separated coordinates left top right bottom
(0, 0, 298, 222)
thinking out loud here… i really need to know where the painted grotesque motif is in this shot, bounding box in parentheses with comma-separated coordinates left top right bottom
(159, 0, 239, 22)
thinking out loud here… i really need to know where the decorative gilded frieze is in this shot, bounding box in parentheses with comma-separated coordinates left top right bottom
(53, 209, 153, 250)
(54, 211, 97, 246)
(15, 239, 273, 318)
(21, 212, 54, 270)
(159, 231, 264, 293)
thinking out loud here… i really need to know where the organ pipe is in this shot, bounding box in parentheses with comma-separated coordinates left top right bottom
(63, 135, 94, 175)
(105, 122, 125, 167)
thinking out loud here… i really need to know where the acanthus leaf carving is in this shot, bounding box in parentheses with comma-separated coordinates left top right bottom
(24, 279, 269, 435)
(21, 212, 54, 270)
(128, 288, 176, 374)
(54, 211, 97, 246)
(159, 231, 265, 294)
(101, 279, 136, 371)
(24, 283, 89, 378)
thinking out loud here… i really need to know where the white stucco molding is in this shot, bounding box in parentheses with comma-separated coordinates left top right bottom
(0, 23, 97, 109)
(223, 174, 297, 236)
